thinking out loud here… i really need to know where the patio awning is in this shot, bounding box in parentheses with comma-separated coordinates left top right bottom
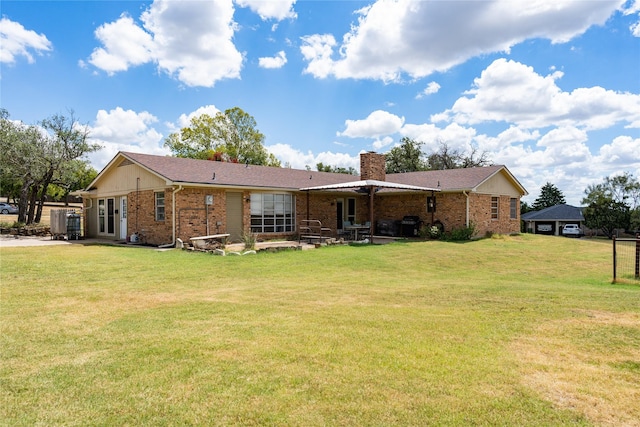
(299, 180, 440, 244)
(300, 179, 440, 192)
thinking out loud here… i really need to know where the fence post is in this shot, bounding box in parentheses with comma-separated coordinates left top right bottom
(636, 238, 640, 279)
(613, 236, 617, 283)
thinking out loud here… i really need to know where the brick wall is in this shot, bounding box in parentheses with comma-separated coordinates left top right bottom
(360, 152, 386, 181)
(125, 187, 519, 245)
(468, 193, 520, 235)
(374, 192, 520, 236)
(128, 188, 173, 245)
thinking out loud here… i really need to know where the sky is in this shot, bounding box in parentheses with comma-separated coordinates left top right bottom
(1, 0, 639, 206)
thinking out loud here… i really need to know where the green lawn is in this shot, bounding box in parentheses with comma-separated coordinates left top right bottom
(1, 235, 638, 426)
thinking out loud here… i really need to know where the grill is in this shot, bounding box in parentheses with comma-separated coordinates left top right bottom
(401, 216, 422, 237)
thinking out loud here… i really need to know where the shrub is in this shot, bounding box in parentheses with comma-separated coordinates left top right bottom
(420, 224, 442, 239)
(242, 231, 258, 250)
(446, 223, 476, 241)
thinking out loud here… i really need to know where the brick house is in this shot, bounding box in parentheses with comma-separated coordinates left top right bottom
(75, 151, 527, 245)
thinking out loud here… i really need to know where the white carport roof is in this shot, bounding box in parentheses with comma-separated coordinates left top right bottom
(300, 179, 440, 192)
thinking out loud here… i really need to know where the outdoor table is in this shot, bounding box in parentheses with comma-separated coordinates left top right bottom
(344, 224, 370, 241)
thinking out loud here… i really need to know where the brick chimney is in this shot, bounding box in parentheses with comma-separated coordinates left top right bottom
(360, 152, 386, 181)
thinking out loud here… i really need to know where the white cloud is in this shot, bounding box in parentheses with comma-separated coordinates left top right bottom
(87, 14, 154, 73)
(400, 122, 476, 152)
(437, 58, 640, 130)
(0, 17, 52, 64)
(300, 34, 337, 79)
(597, 135, 640, 165)
(173, 105, 221, 130)
(87, 0, 243, 87)
(623, 0, 640, 36)
(258, 51, 287, 69)
(300, 0, 623, 81)
(416, 81, 440, 99)
(235, 0, 297, 21)
(87, 107, 168, 169)
(372, 136, 394, 150)
(267, 143, 359, 171)
(338, 110, 405, 138)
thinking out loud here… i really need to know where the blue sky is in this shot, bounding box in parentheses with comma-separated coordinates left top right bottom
(1, 0, 639, 205)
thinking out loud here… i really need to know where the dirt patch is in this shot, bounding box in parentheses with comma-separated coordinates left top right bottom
(512, 310, 640, 426)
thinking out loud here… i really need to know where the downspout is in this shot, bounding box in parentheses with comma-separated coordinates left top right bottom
(463, 191, 470, 227)
(170, 185, 183, 246)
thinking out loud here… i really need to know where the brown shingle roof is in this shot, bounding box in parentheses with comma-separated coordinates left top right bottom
(115, 152, 525, 194)
(387, 166, 507, 191)
(122, 152, 355, 189)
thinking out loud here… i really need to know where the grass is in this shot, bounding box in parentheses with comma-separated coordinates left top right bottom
(1, 234, 639, 426)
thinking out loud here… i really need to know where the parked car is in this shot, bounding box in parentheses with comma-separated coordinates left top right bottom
(0, 202, 18, 214)
(562, 223, 583, 237)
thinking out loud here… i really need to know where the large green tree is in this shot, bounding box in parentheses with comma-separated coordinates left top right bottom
(532, 182, 566, 211)
(385, 137, 428, 173)
(582, 173, 639, 238)
(164, 107, 281, 167)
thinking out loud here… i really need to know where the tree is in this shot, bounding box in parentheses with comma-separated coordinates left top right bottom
(385, 137, 428, 173)
(532, 182, 566, 211)
(47, 160, 98, 204)
(164, 107, 281, 167)
(520, 201, 533, 215)
(316, 162, 357, 175)
(582, 173, 639, 238)
(0, 109, 99, 224)
(427, 141, 491, 170)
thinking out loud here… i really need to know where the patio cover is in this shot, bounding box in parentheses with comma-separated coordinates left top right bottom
(300, 180, 440, 243)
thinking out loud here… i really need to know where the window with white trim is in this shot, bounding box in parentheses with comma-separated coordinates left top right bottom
(491, 197, 499, 220)
(250, 193, 295, 233)
(346, 198, 356, 223)
(510, 198, 517, 219)
(155, 192, 165, 221)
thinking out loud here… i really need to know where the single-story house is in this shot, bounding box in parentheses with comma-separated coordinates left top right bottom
(521, 204, 585, 236)
(74, 151, 527, 245)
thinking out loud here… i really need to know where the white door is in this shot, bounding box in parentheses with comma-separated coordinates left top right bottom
(120, 197, 128, 239)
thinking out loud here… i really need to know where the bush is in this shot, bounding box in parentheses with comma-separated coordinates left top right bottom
(242, 231, 258, 250)
(445, 223, 476, 241)
(420, 224, 442, 239)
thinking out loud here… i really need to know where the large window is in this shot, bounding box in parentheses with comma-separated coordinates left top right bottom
(250, 193, 295, 233)
(491, 196, 499, 220)
(155, 192, 165, 221)
(510, 198, 517, 219)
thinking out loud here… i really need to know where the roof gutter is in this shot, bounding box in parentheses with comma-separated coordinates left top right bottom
(463, 191, 470, 227)
(168, 184, 183, 247)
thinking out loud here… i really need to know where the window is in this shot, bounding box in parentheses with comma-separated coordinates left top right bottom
(510, 198, 517, 219)
(426, 196, 436, 213)
(346, 198, 356, 223)
(250, 193, 295, 233)
(98, 199, 105, 233)
(491, 197, 499, 220)
(155, 192, 165, 221)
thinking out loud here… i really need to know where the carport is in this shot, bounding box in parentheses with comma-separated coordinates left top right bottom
(300, 179, 440, 243)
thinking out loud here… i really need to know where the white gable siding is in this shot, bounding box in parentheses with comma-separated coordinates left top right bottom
(93, 160, 166, 197)
(476, 171, 521, 197)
